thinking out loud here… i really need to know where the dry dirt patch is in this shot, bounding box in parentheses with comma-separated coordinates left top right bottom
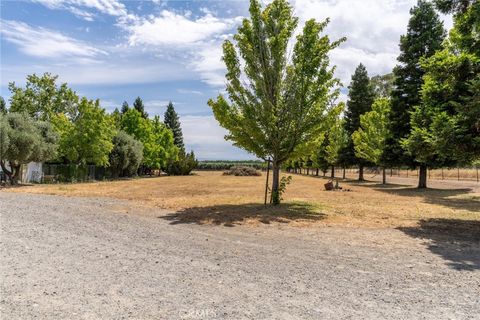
(4, 171, 479, 229)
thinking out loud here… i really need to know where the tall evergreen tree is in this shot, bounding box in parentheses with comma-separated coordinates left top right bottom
(164, 102, 184, 151)
(133, 97, 148, 119)
(383, 0, 445, 169)
(403, 0, 479, 188)
(340, 63, 375, 181)
(121, 101, 129, 114)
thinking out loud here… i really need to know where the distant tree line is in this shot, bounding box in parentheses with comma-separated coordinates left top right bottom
(0, 74, 196, 184)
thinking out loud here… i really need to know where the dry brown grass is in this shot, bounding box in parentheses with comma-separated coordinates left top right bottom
(5, 171, 479, 228)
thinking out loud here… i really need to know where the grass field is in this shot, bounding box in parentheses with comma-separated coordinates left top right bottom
(6, 171, 479, 230)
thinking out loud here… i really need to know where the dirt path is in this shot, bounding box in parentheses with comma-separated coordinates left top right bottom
(1, 192, 479, 319)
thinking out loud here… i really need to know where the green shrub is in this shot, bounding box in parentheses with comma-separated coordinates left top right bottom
(164, 151, 198, 176)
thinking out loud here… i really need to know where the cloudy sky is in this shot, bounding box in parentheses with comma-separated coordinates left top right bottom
(0, 0, 452, 160)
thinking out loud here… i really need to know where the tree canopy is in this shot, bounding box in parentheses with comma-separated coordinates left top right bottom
(208, 0, 344, 204)
(383, 0, 446, 168)
(0, 112, 57, 184)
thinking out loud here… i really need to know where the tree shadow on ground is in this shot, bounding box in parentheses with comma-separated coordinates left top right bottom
(371, 186, 479, 213)
(398, 219, 480, 271)
(159, 202, 326, 227)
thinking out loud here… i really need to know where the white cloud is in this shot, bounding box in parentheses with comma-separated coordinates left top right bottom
(177, 89, 203, 95)
(0, 20, 106, 59)
(290, 0, 452, 84)
(190, 45, 226, 87)
(127, 10, 239, 46)
(33, 0, 129, 20)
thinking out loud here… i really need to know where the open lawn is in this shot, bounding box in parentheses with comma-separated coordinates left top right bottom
(5, 171, 479, 231)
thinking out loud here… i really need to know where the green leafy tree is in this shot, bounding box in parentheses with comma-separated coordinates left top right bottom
(340, 63, 375, 181)
(8, 73, 79, 121)
(164, 151, 198, 176)
(208, 0, 344, 204)
(383, 0, 445, 170)
(164, 102, 185, 151)
(54, 98, 115, 166)
(109, 131, 143, 178)
(0, 113, 57, 184)
(121, 109, 177, 173)
(111, 108, 122, 129)
(403, 1, 479, 188)
(0, 97, 6, 114)
(352, 98, 391, 184)
(133, 97, 148, 119)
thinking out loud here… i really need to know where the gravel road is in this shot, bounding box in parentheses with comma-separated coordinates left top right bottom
(1, 192, 479, 319)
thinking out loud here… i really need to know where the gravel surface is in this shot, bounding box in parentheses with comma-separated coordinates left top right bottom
(1, 192, 479, 319)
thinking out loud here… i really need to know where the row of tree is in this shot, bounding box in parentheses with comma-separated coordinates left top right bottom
(210, 0, 479, 205)
(0, 74, 196, 184)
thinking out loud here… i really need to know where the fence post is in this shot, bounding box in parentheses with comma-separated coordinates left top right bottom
(477, 167, 479, 182)
(458, 167, 460, 181)
(442, 168, 444, 180)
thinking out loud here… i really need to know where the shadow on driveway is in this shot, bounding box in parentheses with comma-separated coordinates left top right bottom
(159, 202, 326, 227)
(398, 219, 480, 271)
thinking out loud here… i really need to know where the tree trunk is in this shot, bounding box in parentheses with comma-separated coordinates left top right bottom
(270, 162, 281, 205)
(382, 167, 386, 185)
(331, 165, 335, 178)
(307, 168, 309, 175)
(316, 168, 319, 176)
(342, 167, 346, 180)
(358, 165, 364, 181)
(418, 165, 427, 189)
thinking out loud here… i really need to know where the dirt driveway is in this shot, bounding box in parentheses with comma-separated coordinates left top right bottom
(1, 192, 479, 319)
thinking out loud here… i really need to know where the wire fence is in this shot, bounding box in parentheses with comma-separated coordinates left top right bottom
(288, 166, 480, 182)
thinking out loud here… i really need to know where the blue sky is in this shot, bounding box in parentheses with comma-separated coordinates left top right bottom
(0, 0, 452, 160)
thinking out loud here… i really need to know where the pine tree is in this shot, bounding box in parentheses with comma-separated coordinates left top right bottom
(121, 101, 129, 114)
(163, 102, 184, 151)
(403, 0, 479, 188)
(340, 63, 375, 181)
(133, 97, 148, 119)
(383, 0, 445, 169)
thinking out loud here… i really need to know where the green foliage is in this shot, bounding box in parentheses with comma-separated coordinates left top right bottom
(404, 1, 480, 167)
(133, 97, 148, 119)
(208, 0, 344, 204)
(0, 112, 57, 184)
(340, 63, 375, 166)
(8, 73, 79, 121)
(384, 0, 446, 166)
(370, 73, 395, 98)
(121, 109, 177, 171)
(0, 97, 6, 114)
(54, 98, 115, 166)
(111, 108, 122, 129)
(196, 160, 265, 170)
(352, 98, 391, 166)
(109, 131, 144, 178)
(121, 101, 129, 114)
(164, 151, 197, 176)
(164, 102, 184, 150)
(271, 175, 292, 203)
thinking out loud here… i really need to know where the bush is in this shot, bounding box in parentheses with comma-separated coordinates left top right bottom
(109, 131, 143, 178)
(223, 166, 261, 176)
(164, 151, 197, 176)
